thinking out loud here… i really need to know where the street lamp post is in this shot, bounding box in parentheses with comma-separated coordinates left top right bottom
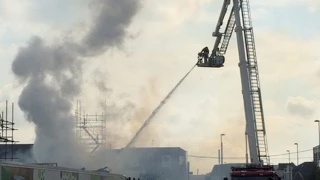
(315, 120, 320, 146)
(294, 143, 298, 165)
(218, 149, 221, 164)
(286, 150, 290, 164)
(220, 134, 225, 164)
(315, 120, 320, 167)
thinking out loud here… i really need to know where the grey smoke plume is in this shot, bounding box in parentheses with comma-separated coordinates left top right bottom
(83, 0, 142, 56)
(12, 37, 84, 167)
(12, 0, 141, 167)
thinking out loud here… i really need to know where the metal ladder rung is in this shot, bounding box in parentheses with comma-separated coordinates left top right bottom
(241, 0, 269, 164)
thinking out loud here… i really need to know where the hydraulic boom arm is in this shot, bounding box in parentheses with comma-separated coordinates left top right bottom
(211, 0, 236, 57)
(197, 0, 236, 68)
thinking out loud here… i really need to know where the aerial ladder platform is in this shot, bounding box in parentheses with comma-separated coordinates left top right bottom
(197, 0, 269, 165)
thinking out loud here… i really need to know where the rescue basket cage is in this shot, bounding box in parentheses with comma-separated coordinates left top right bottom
(197, 52, 225, 68)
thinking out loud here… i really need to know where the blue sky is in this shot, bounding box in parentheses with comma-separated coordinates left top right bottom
(0, 0, 320, 174)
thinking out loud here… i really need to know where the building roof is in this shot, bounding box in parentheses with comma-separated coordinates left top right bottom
(120, 147, 186, 152)
(277, 163, 296, 170)
(0, 144, 186, 152)
(0, 161, 127, 179)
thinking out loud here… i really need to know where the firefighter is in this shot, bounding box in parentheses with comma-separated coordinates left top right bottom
(200, 46, 210, 64)
(210, 47, 219, 67)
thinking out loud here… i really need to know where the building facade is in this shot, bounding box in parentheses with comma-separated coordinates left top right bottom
(104, 147, 189, 180)
(0, 144, 189, 180)
(0, 144, 34, 161)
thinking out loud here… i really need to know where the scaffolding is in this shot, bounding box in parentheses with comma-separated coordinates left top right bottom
(0, 100, 18, 160)
(75, 100, 106, 153)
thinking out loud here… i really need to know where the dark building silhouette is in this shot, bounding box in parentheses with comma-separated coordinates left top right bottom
(292, 162, 317, 180)
(0, 144, 33, 161)
(104, 147, 189, 180)
(314, 145, 320, 167)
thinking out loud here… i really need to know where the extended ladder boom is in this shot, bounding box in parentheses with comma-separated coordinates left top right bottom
(240, 0, 269, 164)
(197, 0, 270, 165)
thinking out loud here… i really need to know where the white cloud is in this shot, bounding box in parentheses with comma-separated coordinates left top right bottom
(251, 0, 302, 7)
(253, 30, 320, 83)
(0, 1, 32, 21)
(304, 0, 320, 12)
(251, 8, 269, 21)
(156, 0, 210, 19)
(286, 97, 317, 118)
(251, 0, 320, 13)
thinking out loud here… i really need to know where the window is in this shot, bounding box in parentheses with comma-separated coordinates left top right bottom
(162, 155, 171, 167)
